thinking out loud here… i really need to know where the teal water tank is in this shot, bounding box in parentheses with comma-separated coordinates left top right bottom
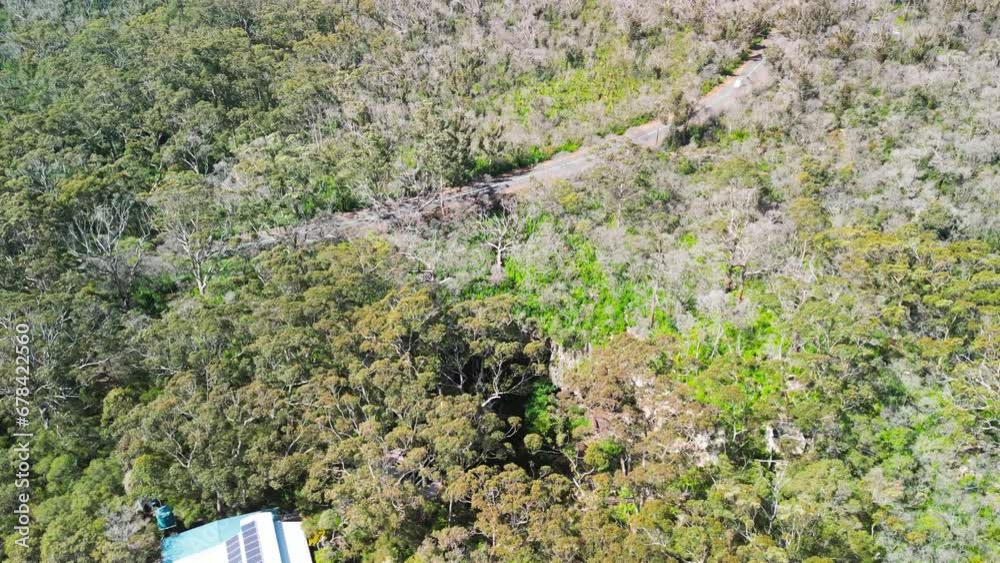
(155, 505, 177, 531)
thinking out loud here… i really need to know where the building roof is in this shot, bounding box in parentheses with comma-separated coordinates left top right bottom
(161, 511, 312, 563)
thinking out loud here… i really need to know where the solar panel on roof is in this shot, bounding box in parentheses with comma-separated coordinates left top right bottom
(241, 522, 263, 563)
(225, 536, 242, 563)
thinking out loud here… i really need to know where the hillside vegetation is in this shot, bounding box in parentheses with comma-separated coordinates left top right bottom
(1, 1, 999, 562)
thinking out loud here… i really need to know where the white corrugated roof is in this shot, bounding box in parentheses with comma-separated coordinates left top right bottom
(169, 512, 312, 563)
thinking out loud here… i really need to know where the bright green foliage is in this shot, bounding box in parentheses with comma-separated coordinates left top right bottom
(3, 1, 1000, 562)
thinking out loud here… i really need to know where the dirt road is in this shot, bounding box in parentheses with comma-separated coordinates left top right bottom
(240, 49, 772, 250)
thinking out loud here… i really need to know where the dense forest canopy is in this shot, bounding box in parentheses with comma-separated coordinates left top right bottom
(1, 0, 999, 562)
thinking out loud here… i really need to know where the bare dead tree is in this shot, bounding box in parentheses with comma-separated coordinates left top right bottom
(66, 197, 150, 308)
(952, 322, 1000, 436)
(477, 201, 523, 282)
(152, 185, 236, 295)
(714, 184, 759, 297)
(708, 181, 792, 302)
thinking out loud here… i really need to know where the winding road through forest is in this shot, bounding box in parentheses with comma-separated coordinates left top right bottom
(240, 48, 772, 250)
